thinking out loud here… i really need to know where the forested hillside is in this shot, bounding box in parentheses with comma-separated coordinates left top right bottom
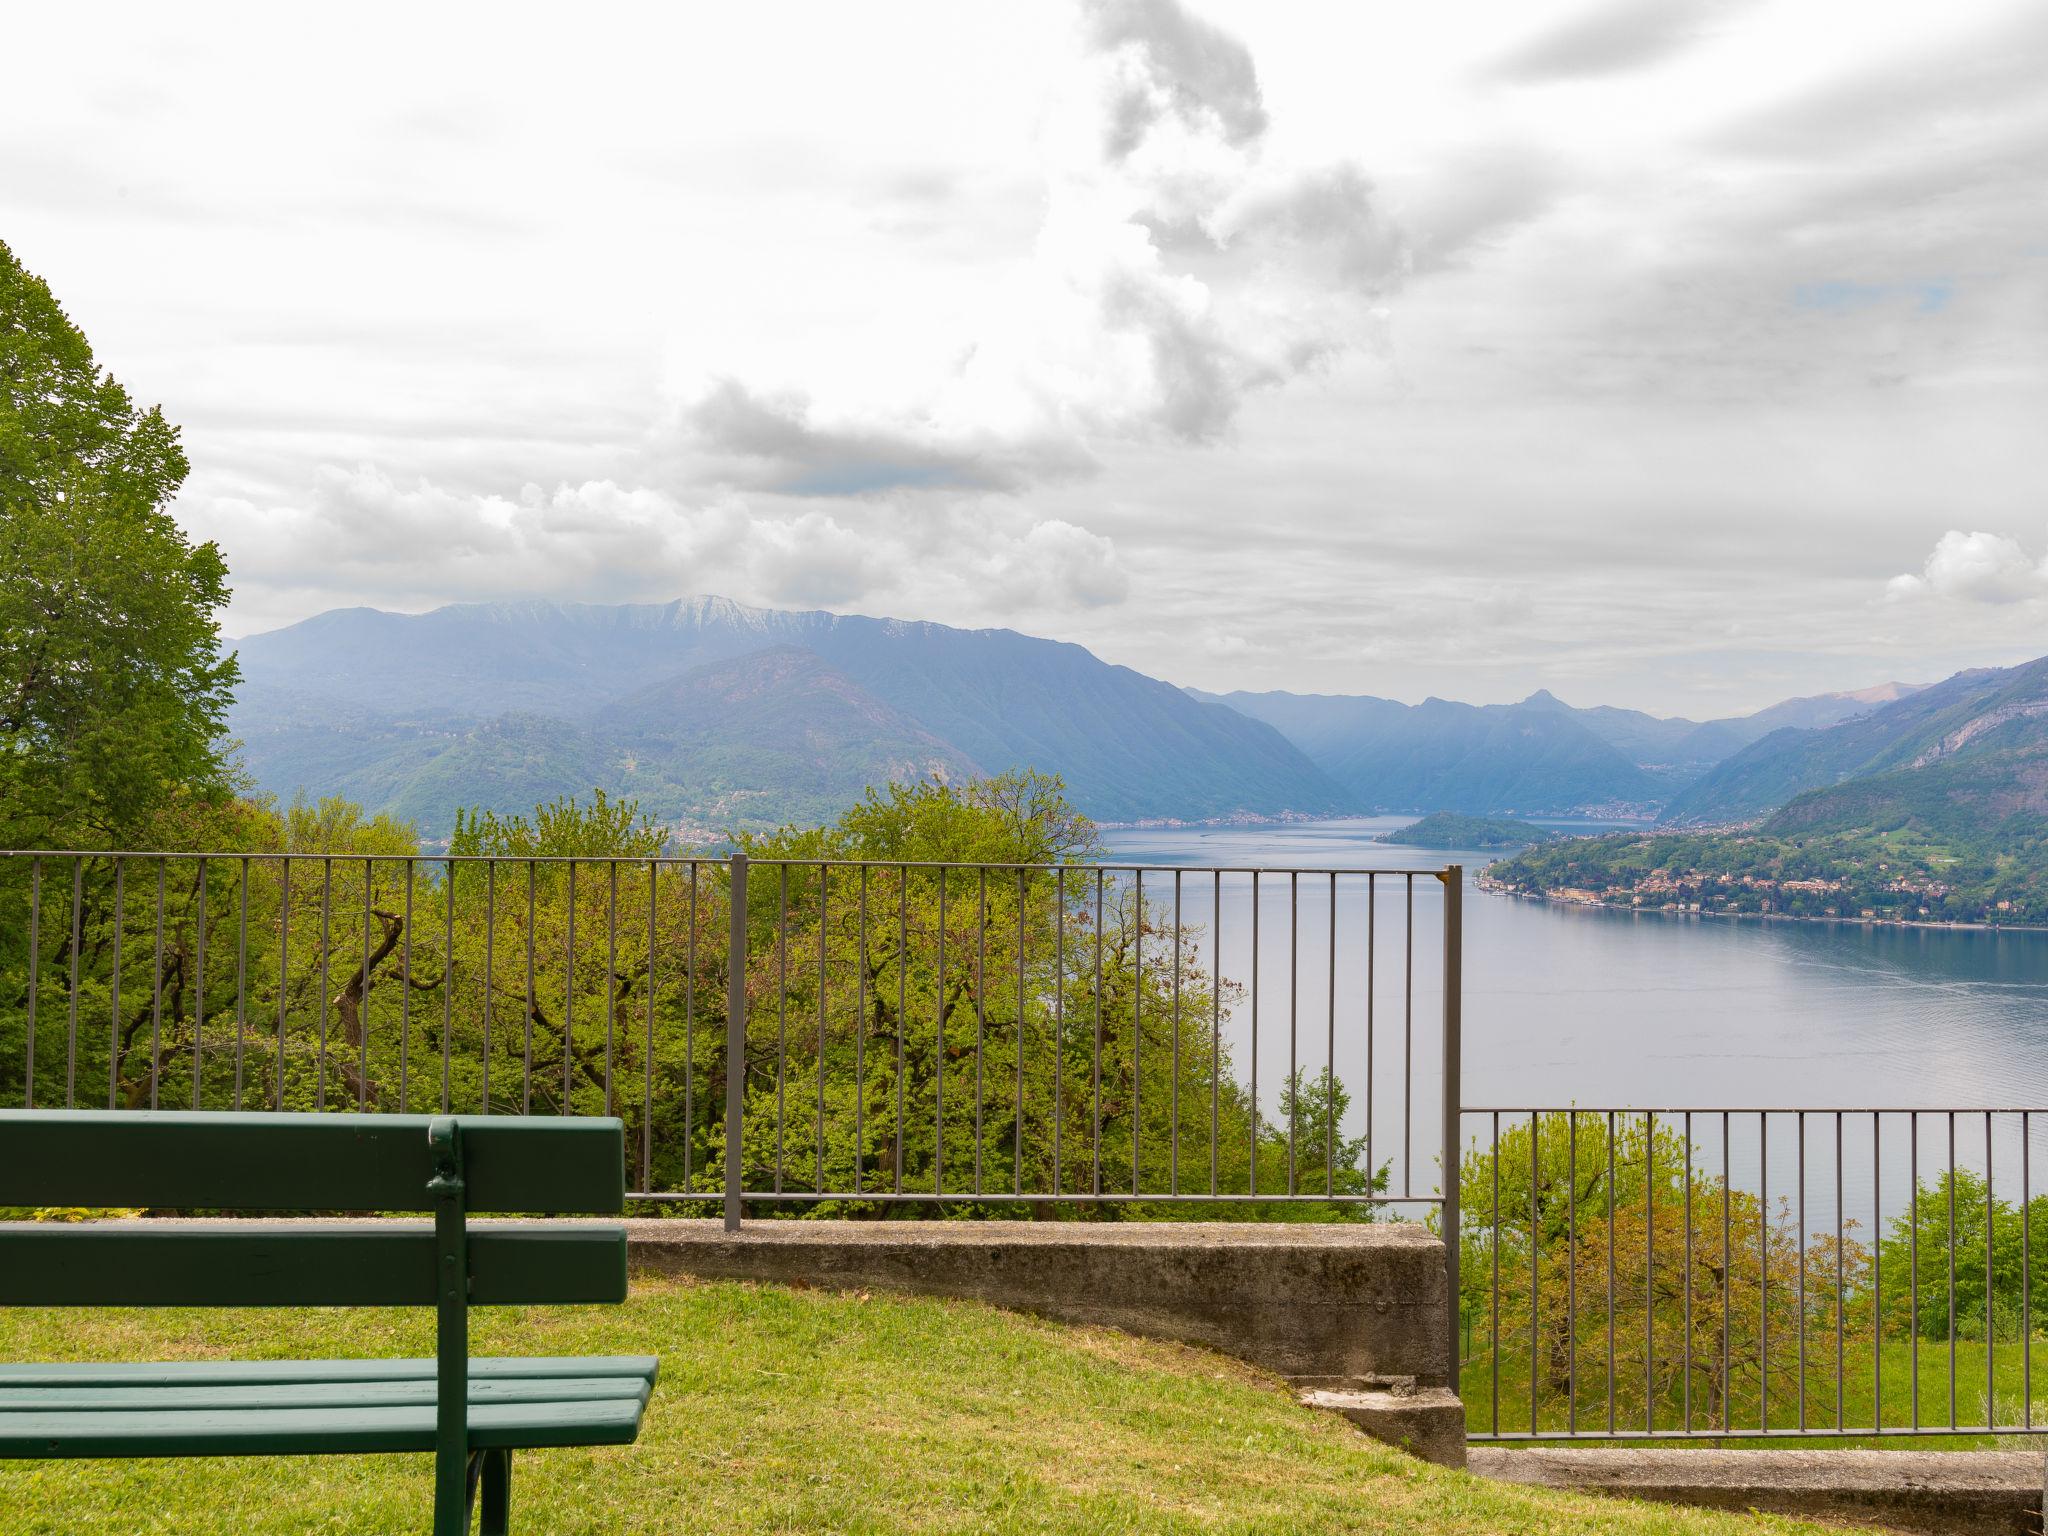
(1660, 657, 2048, 826)
(229, 599, 1346, 832)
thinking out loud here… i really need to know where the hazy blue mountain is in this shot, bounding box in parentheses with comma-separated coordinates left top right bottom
(1191, 679, 1927, 817)
(228, 598, 1345, 831)
(1660, 659, 2048, 826)
(1194, 688, 1660, 814)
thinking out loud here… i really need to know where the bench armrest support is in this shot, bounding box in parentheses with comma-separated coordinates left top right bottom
(428, 1117, 468, 1536)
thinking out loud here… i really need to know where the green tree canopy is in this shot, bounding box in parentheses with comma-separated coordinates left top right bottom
(0, 238, 238, 849)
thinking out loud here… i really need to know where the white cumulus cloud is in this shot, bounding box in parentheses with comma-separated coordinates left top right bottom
(1885, 529, 2048, 604)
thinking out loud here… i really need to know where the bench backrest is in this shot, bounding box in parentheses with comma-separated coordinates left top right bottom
(0, 1111, 629, 1310)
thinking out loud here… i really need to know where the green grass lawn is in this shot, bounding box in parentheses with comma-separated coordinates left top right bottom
(0, 1276, 1837, 1535)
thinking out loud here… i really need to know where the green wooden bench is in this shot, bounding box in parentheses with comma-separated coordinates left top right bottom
(0, 1110, 656, 1535)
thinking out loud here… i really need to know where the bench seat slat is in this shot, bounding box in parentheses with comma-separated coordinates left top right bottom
(0, 1397, 650, 1458)
(0, 1356, 658, 1388)
(0, 1375, 653, 1412)
(0, 1223, 628, 1308)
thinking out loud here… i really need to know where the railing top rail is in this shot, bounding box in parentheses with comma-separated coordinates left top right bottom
(0, 849, 1457, 877)
(1464, 1104, 2048, 1114)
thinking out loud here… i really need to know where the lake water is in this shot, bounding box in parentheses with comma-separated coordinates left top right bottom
(1101, 818, 2048, 1219)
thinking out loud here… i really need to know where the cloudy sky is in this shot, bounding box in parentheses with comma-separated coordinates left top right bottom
(8, 0, 2045, 716)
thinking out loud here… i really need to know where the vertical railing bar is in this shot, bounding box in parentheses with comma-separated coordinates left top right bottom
(1721, 1110, 1731, 1433)
(110, 856, 124, 1110)
(1287, 870, 1297, 1197)
(1053, 866, 1064, 1200)
(1365, 872, 1375, 1191)
(1210, 870, 1220, 1199)
(193, 857, 206, 1110)
(776, 865, 788, 1196)
(1874, 1112, 1883, 1433)
(855, 866, 867, 1199)
(1133, 868, 1143, 1199)
(1441, 867, 1461, 1393)
(523, 861, 536, 1116)
(724, 853, 747, 1232)
(1645, 1110, 1654, 1436)
(398, 860, 411, 1114)
(1761, 1111, 1769, 1433)
(149, 860, 165, 1110)
(685, 863, 699, 1188)
(1986, 1111, 1996, 1431)
(315, 857, 330, 1111)
(1092, 869, 1103, 1199)
(484, 862, 497, 1112)
(1403, 872, 1413, 1199)
(938, 870, 948, 1197)
(1531, 1109, 1540, 1436)
(1490, 1109, 1500, 1438)
(1325, 871, 1335, 1198)
(1684, 1110, 1693, 1435)
(1015, 867, 1025, 1199)
(441, 857, 454, 1115)
(1568, 1110, 1578, 1435)
(1604, 1108, 1617, 1435)
(356, 858, 370, 1112)
(1172, 868, 1182, 1197)
(605, 861, 619, 1117)
(562, 861, 576, 1112)
(1843, 1114, 1859, 1441)
(816, 864, 827, 1194)
(896, 865, 907, 1196)
(2025, 1111, 2032, 1431)
(856, 865, 868, 1199)
(270, 857, 282, 1111)
(1949, 1109, 1957, 1429)
(67, 857, 84, 1110)
(24, 857, 39, 1109)
(975, 867, 985, 1197)
(644, 860, 657, 1192)
(1249, 871, 1258, 1198)
(1911, 1111, 1920, 1430)
(1797, 1109, 1806, 1431)
(233, 857, 248, 1111)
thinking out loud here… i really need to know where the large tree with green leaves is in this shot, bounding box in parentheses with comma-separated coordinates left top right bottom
(1, 238, 238, 850)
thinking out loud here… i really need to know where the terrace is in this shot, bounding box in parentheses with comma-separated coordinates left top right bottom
(4, 847, 2045, 1531)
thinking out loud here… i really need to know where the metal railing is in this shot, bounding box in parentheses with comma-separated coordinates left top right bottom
(0, 849, 1462, 1342)
(1460, 1106, 2048, 1442)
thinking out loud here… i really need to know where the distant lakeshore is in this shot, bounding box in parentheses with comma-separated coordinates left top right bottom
(1477, 880, 2048, 935)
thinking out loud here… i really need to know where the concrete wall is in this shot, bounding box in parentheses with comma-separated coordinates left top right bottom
(628, 1218, 1451, 1390)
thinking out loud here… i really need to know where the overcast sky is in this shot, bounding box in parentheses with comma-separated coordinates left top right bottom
(8, 0, 2045, 716)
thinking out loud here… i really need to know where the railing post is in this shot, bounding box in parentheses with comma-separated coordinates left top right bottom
(724, 853, 748, 1233)
(1440, 864, 1463, 1389)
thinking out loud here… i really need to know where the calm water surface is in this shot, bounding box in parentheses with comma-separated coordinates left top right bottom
(1102, 819, 2048, 1213)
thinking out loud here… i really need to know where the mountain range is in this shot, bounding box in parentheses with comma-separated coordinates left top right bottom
(227, 598, 1345, 833)
(1665, 655, 2048, 833)
(229, 593, 2024, 843)
(1187, 682, 1919, 818)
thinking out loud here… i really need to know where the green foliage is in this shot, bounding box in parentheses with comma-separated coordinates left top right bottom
(1380, 813, 1555, 850)
(1872, 1168, 2048, 1342)
(2, 773, 1382, 1221)
(0, 238, 239, 850)
(451, 789, 672, 860)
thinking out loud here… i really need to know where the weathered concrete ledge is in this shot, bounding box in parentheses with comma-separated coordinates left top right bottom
(1469, 1447, 2047, 1535)
(627, 1218, 1450, 1391)
(1302, 1387, 1466, 1469)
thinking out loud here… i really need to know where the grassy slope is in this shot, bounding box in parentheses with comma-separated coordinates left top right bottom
(0, 1277, 1826, 1535)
